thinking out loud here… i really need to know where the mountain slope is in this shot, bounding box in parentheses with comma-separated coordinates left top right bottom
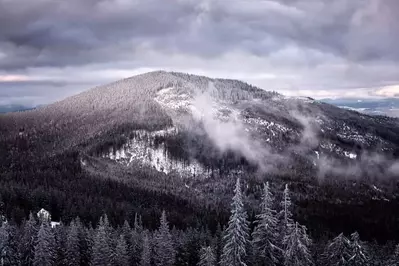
(1, 71, 399, 241)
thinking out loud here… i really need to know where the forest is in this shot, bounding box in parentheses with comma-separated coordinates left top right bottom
(0, 178, 398, 266)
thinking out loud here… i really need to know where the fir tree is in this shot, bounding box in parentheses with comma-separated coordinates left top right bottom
(321, 233, 351, 266)
(33, 222, 56, 266)
(65, 220, 80, 266)
(252, 182, 281, 266)
(153, 211, 176, 266)
(282, 222, 313, 266)
(198, 246, 216, 266)
(19, 213, 38, 266)
(91, 215, 112, 266)
(114, 235, 129, 266)
(220, 178, 250, 266)
(348, 232, 369, 266)
(140, 231, 151, 266)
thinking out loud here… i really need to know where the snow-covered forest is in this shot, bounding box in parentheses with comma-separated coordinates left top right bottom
(0, 179, 397, 266)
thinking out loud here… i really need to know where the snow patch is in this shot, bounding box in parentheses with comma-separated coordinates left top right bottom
(104, 128, 209, 178)
(344, 151, 357, 159)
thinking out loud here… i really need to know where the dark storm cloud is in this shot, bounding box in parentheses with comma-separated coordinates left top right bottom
(0, 0, 399, 105)
(1, 0, 399, 71)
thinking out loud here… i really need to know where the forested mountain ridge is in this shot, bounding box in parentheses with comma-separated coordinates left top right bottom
(0, 71, 399, 246)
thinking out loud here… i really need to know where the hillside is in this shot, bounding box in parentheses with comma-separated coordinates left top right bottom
(1, 71, 399, 241)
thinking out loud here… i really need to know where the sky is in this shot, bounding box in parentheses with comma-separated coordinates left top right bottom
(1, 0, 399, 106)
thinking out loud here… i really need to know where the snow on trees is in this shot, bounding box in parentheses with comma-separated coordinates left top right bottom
(347, 232, 370, 266)
(153, 211, 176, 266)
(33, 222, 56, 266)
(114, 235, 129, 266)
(282, 222, 314, 266)
(252, 182, 281, 266)
(220, 178, 250, 266)
(91, 215, 113, 266)
(321, 233, 351, 266)
(140, 231, 152, 266)
(198, 246, 217, 266)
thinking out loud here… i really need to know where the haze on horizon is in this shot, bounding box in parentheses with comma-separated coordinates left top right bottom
(0, 0, 399, 106)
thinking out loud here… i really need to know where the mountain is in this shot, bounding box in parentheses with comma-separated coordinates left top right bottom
(321, 97, 399, 117)
(1, 71, 399, 241)
(0, 104, 36, 113)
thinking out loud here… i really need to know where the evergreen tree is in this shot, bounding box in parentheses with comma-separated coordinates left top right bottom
(282, 222, 313, 266)
(54, 222, 67, 266)
(33, 222, 56, 266)
(348, 232, 369, 266)
(75, 218, 92, 266)
(19, 213, 38, 266)
(0, 223, 20, 265)
(91, 215, 112, 266)
(140, 231, 151, 266)
(388, 244, 399, 266)
(252, 182, 281, 266)
(279, 184, 294, 234)
(220, 178, 250, 266)
(65, 220, 80, 266)
(198, 246, 216, 266)
(114, 235, 129, 266)
(321, 233, 351, 266)
(131, 214, 143, 266)
(153, 211, 176, 266)
(213, 223, 223, 263)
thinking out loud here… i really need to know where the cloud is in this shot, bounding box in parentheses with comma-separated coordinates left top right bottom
(0, 0, 399, 104)
(372, 85, 399, 98)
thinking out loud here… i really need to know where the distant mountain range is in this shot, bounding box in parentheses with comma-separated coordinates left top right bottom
(0, 104, 37, 113)
(320, 97, 399, 117)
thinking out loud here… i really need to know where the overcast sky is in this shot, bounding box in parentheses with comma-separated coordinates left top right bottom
(1, 0, 399, 106)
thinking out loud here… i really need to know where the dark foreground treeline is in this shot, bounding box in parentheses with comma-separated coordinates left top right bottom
(0, 179, 398, 266)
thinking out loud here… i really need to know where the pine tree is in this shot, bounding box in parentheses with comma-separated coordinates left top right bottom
(91, 215, 112, 266)
(153, 211, 176, 266)
(282, 222, 313, 266)
(114, 235, 129, 266)
(321, 233, 351, 266)
(65, 220, 80, 266)
(140, 231, 151, 266)
(252, 182, 281, 266)
(220, 178, 250, 266)
(348, 232, 369, 266)
(33, 222, 56, 266)
(19, 213, 38, 266)
(197, 246, 216, 266)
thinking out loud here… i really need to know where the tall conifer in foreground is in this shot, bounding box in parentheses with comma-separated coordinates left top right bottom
(91, 215, 112, 266)
(153, 211, 176, 266)
(282, 222, 313, 266)
(220, 178, 250, 266)
(321, 233, 351, 266)
(33, 222, 56, 266)
(252, 182, 281, 266)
